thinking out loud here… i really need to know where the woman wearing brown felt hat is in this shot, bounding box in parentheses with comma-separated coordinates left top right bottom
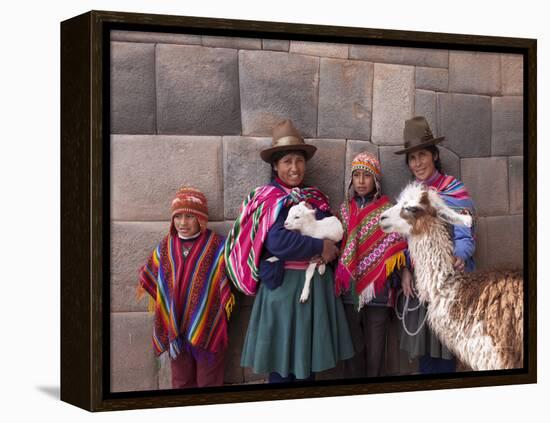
(394, 116, 477, 375)
(225, 119, 354, 384)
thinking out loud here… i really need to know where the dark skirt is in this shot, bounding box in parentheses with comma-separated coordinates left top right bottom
(396, 296, 454, 361)
(241, 268, 355, 380)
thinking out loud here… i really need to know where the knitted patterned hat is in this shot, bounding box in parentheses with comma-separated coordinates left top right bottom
(348, 152, 382, 200)
(170, 186, 209, 233)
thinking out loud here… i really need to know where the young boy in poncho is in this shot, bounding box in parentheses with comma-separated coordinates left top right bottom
(335, 152, 412, 377)
(137, 187, 234, 388)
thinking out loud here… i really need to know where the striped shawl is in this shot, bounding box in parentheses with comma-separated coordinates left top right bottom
(138, 229, 234, 358)
(225, 183, 331, 296)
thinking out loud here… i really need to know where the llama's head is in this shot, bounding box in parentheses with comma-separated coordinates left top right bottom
(284, 201, 315, 230)
(379, 182, 472, 237)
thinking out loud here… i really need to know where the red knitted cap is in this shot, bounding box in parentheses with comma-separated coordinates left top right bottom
(170, 186, 208, 232)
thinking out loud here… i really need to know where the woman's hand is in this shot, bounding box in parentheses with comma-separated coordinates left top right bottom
(401, 267, 414, 298)
(453, 257, 465, 272)
(320, 239, 339, 264)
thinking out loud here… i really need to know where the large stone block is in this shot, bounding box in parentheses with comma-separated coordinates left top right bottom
(438, 93, 492, 157)
(379, 146, 414, 201)
(318, 58, 373, 139)
(239, 50, 320, 137)
(303, 139, 346, 212)
(492, 96, 524, 156)
(344, 140, 379, 197)
(438, 146, 461, 180)
(111, 312, 158, 392)
(111, 135, 223, 221)
(485, 215, 524, 270)
(111, 221, 168, 313)
(156, 45, 241, 135)
(415, 67, 449, 92)
(501, 54, 524, 96)
(262, 39, 290, 52)
(111, 42, 156, 134)
(461, 157, 509, 216)
(208, 221, 236, 238)
(290, 41, 348, 58)
(414, 89, 438, 137)
(509, 156, 524, 214)
(350, 45, 449, 68)
(110, 30, 202, 45)
(202, 35, 262, 50)
(223, 136, 272, 220)
(158, 353, 172, 390)
(449, 51, 501, 96)
(372, 64, 415, 145)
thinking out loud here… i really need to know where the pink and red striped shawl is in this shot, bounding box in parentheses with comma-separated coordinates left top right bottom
(224, 183, 330, 296)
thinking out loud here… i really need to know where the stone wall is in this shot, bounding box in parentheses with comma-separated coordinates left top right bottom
(109, 30, 524, 392)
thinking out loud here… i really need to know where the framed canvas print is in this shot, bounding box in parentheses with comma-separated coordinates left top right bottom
(60, 10, 536, 412)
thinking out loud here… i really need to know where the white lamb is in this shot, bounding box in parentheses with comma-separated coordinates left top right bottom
(268, 201, 343, 303)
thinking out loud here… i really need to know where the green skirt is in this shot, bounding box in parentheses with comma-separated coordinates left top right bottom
(241, 268, 355, 380)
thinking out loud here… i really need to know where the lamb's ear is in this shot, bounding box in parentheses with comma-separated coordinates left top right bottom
(428, 190, 472, 227)
(302, 201, 314, 210)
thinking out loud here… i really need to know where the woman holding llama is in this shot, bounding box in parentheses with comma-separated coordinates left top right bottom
(335, 152, 411, 377)
(225, 119, 354, 383)
(394, 116, 476, 374)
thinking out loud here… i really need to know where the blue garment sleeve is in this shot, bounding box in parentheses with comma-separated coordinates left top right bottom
(453, 224, 475, 261)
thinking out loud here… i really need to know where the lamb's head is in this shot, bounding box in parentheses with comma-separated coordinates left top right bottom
(379, 182, 472, 237)
(284, 201, 315, 231)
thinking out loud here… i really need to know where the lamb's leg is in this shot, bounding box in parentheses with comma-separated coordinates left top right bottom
(300, 262, 317, 303)
(317, 263, 326, 275)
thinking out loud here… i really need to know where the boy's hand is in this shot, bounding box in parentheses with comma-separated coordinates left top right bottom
(401, 267, 414, 298)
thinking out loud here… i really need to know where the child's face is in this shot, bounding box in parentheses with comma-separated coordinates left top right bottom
(173, 213, 200, 237)
(352, 169, 375, 197)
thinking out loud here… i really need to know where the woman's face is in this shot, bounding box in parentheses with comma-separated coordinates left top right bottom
(274, 152, 306, 187)
(352, 169, 375, 197)
(407, 149, 437, 181)
(173, 213, 200, 238)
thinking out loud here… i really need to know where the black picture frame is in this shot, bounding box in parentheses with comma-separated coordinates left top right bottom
(60, 10, 537, 412)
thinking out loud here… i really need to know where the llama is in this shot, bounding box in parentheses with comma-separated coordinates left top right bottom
(379, 182, 523, 370)
(268, 201, 344, 303)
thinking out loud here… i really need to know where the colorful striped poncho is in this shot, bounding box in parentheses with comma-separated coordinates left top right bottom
(138, 229, 234, 359)
(225, 182, 331, 296)
(335, 195, 408, 310)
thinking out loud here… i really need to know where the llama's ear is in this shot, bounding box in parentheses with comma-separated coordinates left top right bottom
(302, 201, 313, 210)
(439, 208, 473, 227)
(427, 189, 472, 227)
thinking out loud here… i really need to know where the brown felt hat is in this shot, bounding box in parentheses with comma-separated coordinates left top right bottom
(394, 116, 445, 155)
(260, 119, 317, 163)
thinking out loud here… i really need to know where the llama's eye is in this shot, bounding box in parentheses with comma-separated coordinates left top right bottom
(405, 206, 420, 213)
(294, 216, 299, 219)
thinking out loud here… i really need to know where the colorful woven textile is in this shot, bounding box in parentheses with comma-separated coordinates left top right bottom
(424, 171, 474, 213)
(335, 195, 407, 309)
(225, 183, 331, 296)
(138, 229, 234, 358)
